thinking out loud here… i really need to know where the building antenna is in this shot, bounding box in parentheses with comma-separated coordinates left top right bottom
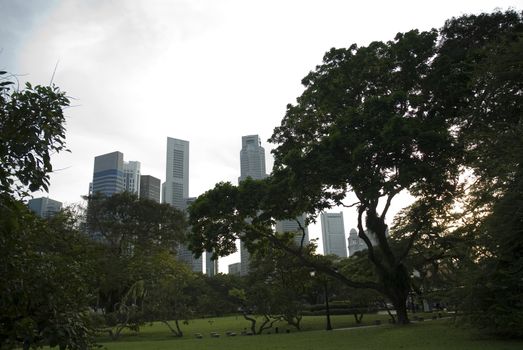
(50, 59, 60, 85)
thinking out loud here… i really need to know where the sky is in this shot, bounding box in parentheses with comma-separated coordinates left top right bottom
(1, 0, 520, 269)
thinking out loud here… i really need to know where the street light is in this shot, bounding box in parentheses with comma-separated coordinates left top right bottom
(310, 270, 333, 331)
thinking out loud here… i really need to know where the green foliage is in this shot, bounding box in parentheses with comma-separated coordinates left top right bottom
(452, 169, 523, 337)
(0, 72, 69, 197)
(0, 71, 98, 348)
(198, 273, 243, 317)
(0, 200, 97, 349)
(247, 249, 316, 331)
(86, 192, 186, 255)
(84, 192, 191, 339)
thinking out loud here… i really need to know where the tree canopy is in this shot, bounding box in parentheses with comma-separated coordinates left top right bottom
(188, 10, 523, 327)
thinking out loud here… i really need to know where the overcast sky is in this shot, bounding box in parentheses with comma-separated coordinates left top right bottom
(2, 0, 519, 267)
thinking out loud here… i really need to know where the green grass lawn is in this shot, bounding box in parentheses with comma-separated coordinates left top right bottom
(97, 315, 523, 350)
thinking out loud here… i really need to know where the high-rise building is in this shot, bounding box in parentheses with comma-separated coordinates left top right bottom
(206, 252, 219, 277)
(27, 197, 62, 218)
(163, 138, 202, 272)
(275, 214, 310, 247)
(238, 135, 267, 182)
(239, 240, 251, 276)
(178, 196, 203, 273)
(228, 262, 241, 276)
(238, 135, 268, 276)
(92, 151, 124, 196)
(164, 138, 189, 209)
(347, 228, 383, 257)
(139, 175, 161, 202)
(321, 212, 347, 258)
(123, 161, 141, 195)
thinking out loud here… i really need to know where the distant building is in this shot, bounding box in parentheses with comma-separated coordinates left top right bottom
(321, 212, 348, 258)
(206, 252, 219, 277)
(239, 240, 251, 276)
(163, 138, 202, 273)
(140, 175, 161, 202)
(275, 214, 310, 247)
(27, 197, 62, 218)
(163, 137, 189, 209)
(238, 135, 267, 183)
(123, 161, 141, 195)
(347, 228, 383, 257)
(228, 262, 241, 276)
(238, 135, 268, 276)
(92, 151, 124, 196)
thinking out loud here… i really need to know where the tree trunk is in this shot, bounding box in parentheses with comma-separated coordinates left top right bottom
(174, 319, 184, 337)
(394, 299, 409, 325)
(385, 282, 410, 325)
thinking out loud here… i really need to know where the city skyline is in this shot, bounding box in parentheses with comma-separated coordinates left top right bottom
(4, 1, 517, 267)
(5, 1, 514, 206)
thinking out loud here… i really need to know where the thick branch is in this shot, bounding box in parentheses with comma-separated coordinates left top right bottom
(340, 201, 361, 208)
(293, 218, 307, 253)
(357, 206, 384, 272)
(380, 189, 400, 221)
(263, 229, 381, 291)
(398, 231, 419, 263)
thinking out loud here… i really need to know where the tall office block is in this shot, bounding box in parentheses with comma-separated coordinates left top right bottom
(275, 214, 310, 247)
(321, 212, 348, 258)
(140, 175, 161, 202)
(177, 247, 203, 273)
(164, 138, 189, 209)
(206, 252, 219, 277)
(28, 197, 62, 218)
(163, 139, 202, 272)
(123, 161, 141, 195)
(239, 240, 251, 276)
(238, 135, 267, 182)
(178, 196, 202, 272)
(228, 262, 241, 276)
(238, 135, 268, 276)
(92, 151, 124, 196)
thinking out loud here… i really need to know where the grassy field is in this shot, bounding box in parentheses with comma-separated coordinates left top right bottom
(97, 315, 523, 350)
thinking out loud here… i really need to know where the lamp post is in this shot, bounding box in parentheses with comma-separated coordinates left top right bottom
(310, 271, 332, 331)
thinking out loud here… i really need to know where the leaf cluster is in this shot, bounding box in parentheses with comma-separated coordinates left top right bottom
(0, 72, 70, 198)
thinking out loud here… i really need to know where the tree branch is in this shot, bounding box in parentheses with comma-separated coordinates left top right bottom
(380, 189, 400, 221)
(263, 228, 381, 291)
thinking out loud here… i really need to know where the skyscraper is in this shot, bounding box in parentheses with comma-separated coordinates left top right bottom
(163, 138, 202, 272)
(140, 175, 161, 202)
(238, 135, 267, 182)
(321, 212, 347, 258)
(206, 252, 219, 277)
(238, 135, 268, 276)
(164, 138, 189, 209)
(92, 151, 124, 196)
(27, 197, 62, 218)
(275, 214, 310, 247)
(123, 161, 141, 195)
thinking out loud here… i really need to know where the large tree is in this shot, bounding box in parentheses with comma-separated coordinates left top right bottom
(188, 10, 523, 326)
(84, 192, 189, 338)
